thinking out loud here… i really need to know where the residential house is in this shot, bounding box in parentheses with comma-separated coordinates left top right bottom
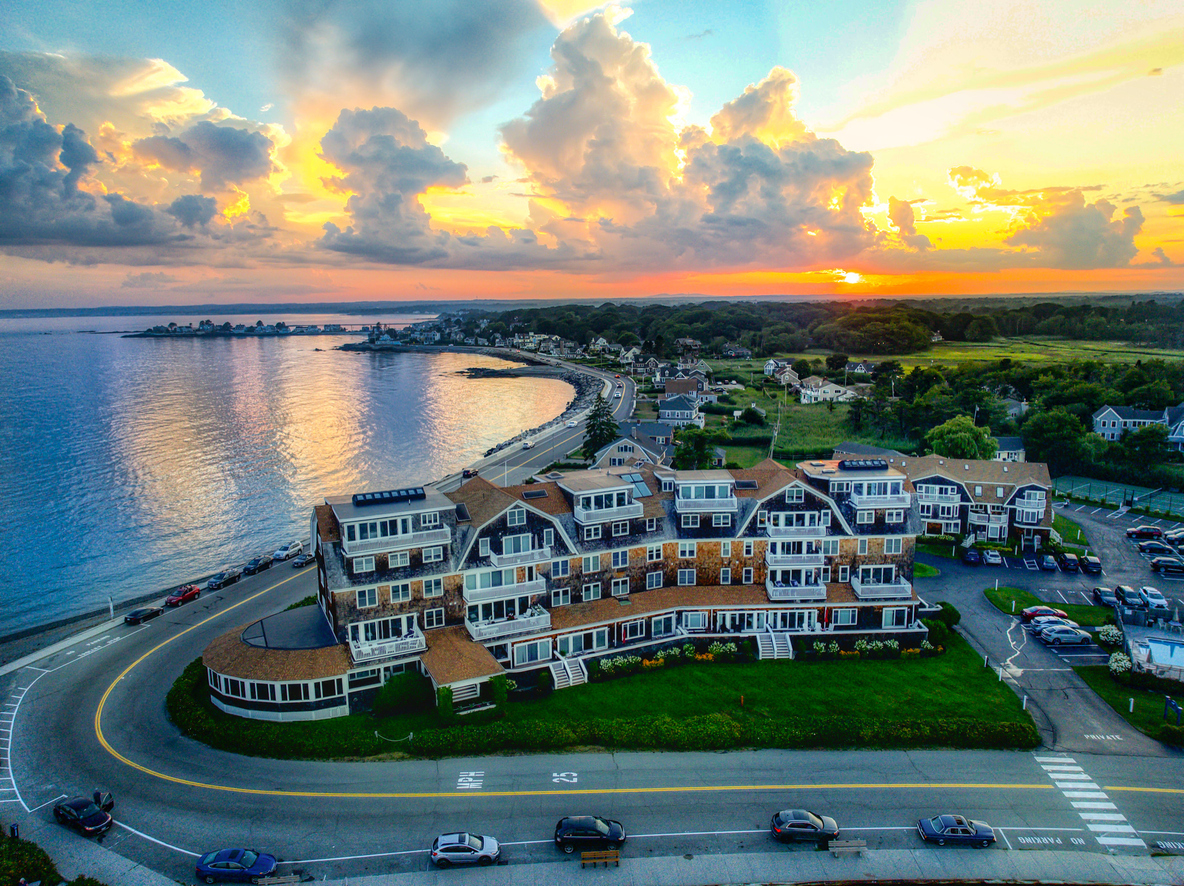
(618, 421, 675, 447)
(591, 427, 673, 469)
(772, 366, 800, 388)
(619, 347, 642, 366)
(992, 436, 1025, 462)
(675, 337, 702, 357)
(658, 395, 705, 428)
(665, 377, 706, 398)
(845, 361, 877, 375)
(1093, 403, 1184, 449)
(1000, 397, 1029, 419)
(799, 376, 860, 404)
(722, 343, 753, 359)
(202, 458, 927, 722)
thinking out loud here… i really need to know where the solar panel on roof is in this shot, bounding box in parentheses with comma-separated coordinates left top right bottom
(522, 489, 548, 500)
(837, 458, 887, 471)
(632, 480, 652, 498)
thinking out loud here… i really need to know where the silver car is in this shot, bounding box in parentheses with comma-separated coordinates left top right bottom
(1039, 625, 1091, 646)
(430, 833, 500, 867)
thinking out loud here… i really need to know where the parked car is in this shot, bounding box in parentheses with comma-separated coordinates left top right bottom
(123, 606, 163, 625)
(1139, 586, 1170, 612)
(521, 441, 534, 449)
(292, 552, 315, 568)
(1127, 525, 1164, 539)
(430, 833, 501, 867)
(1021, 605, 1068, 623)
(613, 392, 622, 399)
(1080, 555, 1103, 575)
(1150, 557, 1184, 575)
(961, 548, 982, 566)
(917, 813, 996, 847)
(1092, 586, 1119, 606)
(1138, 540, 1174, 556)
(1058, 552, 1080, 572)
(1025, 615, 1079, 634)
(462, 468, 479, 478)
(1039, 554, 1058, 571)
(770, 809, 840, 843)
(273, 541, 303, 560)
(1039, 625, 1092, 645)
(566, 419, 578, 427)
(243, 554, 273, 575)
(554, 815, 626, 854)
(982, 549, 1003, 566)
(1164, 527, 1184, 541)
(195, 848, 278, 884)
(1116, 585, 1146, 608)
(53, 793, 114, 837)
(206, 568, 241, 590)
(165, 584, 201, 606)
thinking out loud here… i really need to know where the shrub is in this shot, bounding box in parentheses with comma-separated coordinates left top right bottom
(537, 669, 553, 693)
(490, 675, 510, 706)
(436, 686, 455, 722)
(922, 619, 950, 646)
(935, 601, 962, 627)
(1108, 652, 1133, 681)
(827, 641, 839, 656)
(586, 659, 602, 681)
(1160, 723, 1184, 748)
(372, 670, 433, 717)
(1097, 624, 1123, 647)
(0, 836, 61, 886)
(284, 594, 318, 611)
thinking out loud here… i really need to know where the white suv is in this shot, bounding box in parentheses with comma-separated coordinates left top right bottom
(1139, 585, 1169, 612)
(273, 540, 303, 560)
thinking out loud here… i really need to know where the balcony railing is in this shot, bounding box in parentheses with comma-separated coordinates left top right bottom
(851, 575, 913, 600)
(766, 522, 827, 538)
(968, 512, 1008, 526)
(573, 502, 644, 524)
(343, 526, 451, 556)
(349, 631, 427, 664)
(765, 579, 827, 602)
(917, 491, 961, 504)
(848, 491, 912, 509)
(465, 606, 551, 642)
(463, 576, 546, 605)
(489, 545, 552, 568)
(765, 550, 825, 567)
(1015, 498, 1046, 510)
(676, 496, 739, 513)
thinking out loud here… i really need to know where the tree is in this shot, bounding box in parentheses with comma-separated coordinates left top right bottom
(792, 358, 811, 378)
(1022, 408, 1087, 475)
(925, 415, 997, 460)
(672, 427, 731, 470)
(964, 316, 999, 342)
(581, 394, 619, 460)
(738, 407, 766, 426)
(825, 353, 849, 372)
(1121, 424, 1169, 465)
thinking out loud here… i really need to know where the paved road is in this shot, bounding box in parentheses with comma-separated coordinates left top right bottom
(4, 493, 1184, 884)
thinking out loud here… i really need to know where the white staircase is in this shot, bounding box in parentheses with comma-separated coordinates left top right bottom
(549, 657, 588, 690)
(757, 630, 794, 660)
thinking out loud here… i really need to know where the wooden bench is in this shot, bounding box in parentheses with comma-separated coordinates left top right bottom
(580, 849, 621, 868)
(829, 839, 867, 857)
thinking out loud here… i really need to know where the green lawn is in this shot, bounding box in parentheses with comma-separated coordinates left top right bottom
(917, 541, 959, 559)
(984, 586, 1113, 627)
(914, 562, 940, 578)
(724, 445, 773, 468)
(1053, 512, 1091, 552)
(1074, 665, 1181, 741)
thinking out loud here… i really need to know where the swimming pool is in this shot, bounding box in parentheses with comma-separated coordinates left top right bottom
(1146, 637, 1184, 668)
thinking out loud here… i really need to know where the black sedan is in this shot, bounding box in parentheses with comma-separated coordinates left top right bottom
(123, 606, 163, 625)
(1151, 557, 1184, 574)
(770, 808, 840, 843)
(292, 552, 315, 568)
(243, 555, 273, 575)
(54, 793, 114, 837)
(554, 815, 626, 854)
(918, 813, 996, 847)
(1092, 586, 1119, 606)
(961, 548, 982, 566)
(195, 848, 278, 884)
(207, 567, 241, 590)
(1138, 540, 1175, 556)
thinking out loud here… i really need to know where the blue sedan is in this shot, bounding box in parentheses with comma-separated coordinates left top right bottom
(195, 848, 278, 883)
(918, 813, 996, 847)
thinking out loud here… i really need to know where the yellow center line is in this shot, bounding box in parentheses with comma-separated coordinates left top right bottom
(1103, 785, 1184, 794)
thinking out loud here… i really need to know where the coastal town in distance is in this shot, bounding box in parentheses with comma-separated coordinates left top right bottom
(3, 2, 1184, 885)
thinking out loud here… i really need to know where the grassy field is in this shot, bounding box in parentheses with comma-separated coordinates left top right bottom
(984, 586, 1114, 627)
(1074, 665, 1179, 740)
(914, 562, 940, 578)
(1053, 511, 1091, 548)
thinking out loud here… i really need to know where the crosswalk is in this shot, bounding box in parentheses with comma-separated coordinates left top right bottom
(1034, 754, 1144, 848)
(0, 672, 42, 810)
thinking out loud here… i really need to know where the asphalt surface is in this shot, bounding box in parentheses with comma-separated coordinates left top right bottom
(4, 494, 1184, 885)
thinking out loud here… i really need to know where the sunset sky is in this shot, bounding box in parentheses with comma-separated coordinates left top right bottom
(1, 0, 1182, 308)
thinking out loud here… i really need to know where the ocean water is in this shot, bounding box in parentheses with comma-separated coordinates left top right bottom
(0, 314, 574, 636)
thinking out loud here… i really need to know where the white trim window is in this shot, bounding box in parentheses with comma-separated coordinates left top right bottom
(647, 544, 662, 562)
(353, 556, 375, 574)
(424, 608, 445, 629)
(513, 639, 551, 666)
(757, 511, 767, 527)
(391, 582, 411, 602)
(885, 537, 903, 555)
(886, 510, 903, 523)
(611, 577, 629, 596)
(552, 587, 571, 607)
(421, 511, 440, 529)
(883, 607, 909, 629)
(583, 554, 601, 572)
(646, 517, 659, 531)
(919, 503, 933, 518)
(838, 565, 849, 582)
(647, 570, 663, 589)
(720, 540, 731, 558)
(622, 619, 645, 641)
(652, 614, 676, 637)
(479, 538, 491, 557)
(553, 559, 570, 578)
(422, 546, 443, 563)
(787, 487, 804, 503)
(661, 478, 674, 492)
(543, 528, 554, 547)
(858, 538, 868, 555)
(356, 587, 377, 608)
(424, 578, 443, 598)
(821, 566, 831, 582)
(857, 510, 873, 524)
(832, 608, 857, 626)
(611, 550, 629, 568)
(720, 567, 731, 585)
(679, 541, 697, 558)
(678, 568, 696, 586)
(683, 610, 707, 631)
(584, 525, 602, 540)
(682, 514, 700, 528)
(390, 551, 410, 568)
(744, 540, 754, 557)
(508, 507, 526, 527)
(712, 513, 731, 527)
(582, 582, 601, 601)
(743, 567, 753, 584)
(822, 539, 839, 556)
(613, 520, 629, 536)
(557, 627, 609, 657)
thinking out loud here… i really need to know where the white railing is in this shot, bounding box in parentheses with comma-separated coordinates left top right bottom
(465, 607, 551, 641)
(489, 545, 552, 568)
(349, 631, 427, 663)
(1015, 495, 1047, 507)
(968, 512, 1008, 525)
(851, 575, 913, 600)
(766, 523, 827, 538)
(676, 496, 739, 513)
(343, 526, 451, 556)
(848, 491, 912, 509)
(765, 579, 827, 602)
(573, 502, 644, 523)
(463, 576, 546, 605)
(917, 491, 960, 504)
(765, 551, 825, 567)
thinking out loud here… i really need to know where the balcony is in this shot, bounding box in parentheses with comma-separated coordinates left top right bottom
(465, 606, 551, 642)
(765, 579, 827, 602)
(343, 526, 451, 556)
(849, 491, 912, 509)
(1015, 497, 1046, 510)
(917, 491, 960, 504)
(676, 496, 739, 513)
(463, 576, 546, 605)
(573, 502, 643, 524)
(851, 575, 913, 600)
(766, 522, 827, 538)
(969, 512, 1008, 526)
(489, 545, 552, 568)
(349, 631, 427, 664)
(765, 550, 825, 568)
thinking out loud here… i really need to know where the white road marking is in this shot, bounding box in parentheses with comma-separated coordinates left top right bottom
(1062, 791, 1109, 799)
(1071, 801, 1117, 810)
(1097, 836, 1147, 847)
(26, 793, 66, 813)
(1078, 813, 1128, 822)
(115, 821, 201, 856)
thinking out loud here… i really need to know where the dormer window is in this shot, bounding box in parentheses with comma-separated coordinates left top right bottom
(421, 511, 440, 529)
(508, 507, 526, 527)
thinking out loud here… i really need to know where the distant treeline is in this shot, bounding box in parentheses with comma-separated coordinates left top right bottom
(474, 298, 1184, 356)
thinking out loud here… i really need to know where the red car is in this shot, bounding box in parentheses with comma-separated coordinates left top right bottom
(1127, 525, 1163, 539)
(1020, 605, 1068, 623)
(166, 584, 201, 607)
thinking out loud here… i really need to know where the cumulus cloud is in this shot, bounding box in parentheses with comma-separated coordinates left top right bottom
(888, 197, 931, 250)
(133, 121, 276, 191)
(167, 195, 218, 227)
